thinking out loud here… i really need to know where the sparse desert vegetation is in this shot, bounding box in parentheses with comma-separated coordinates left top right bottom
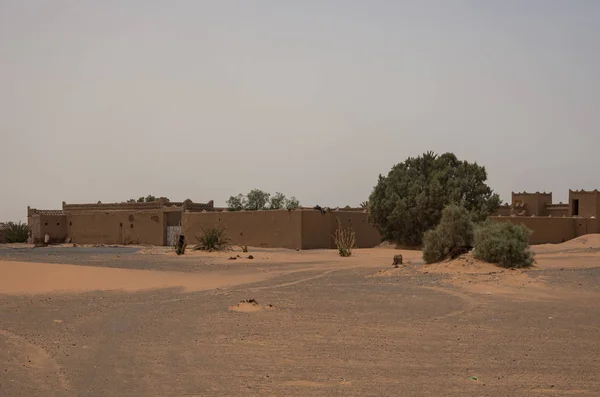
(332, 218, 356, 257)
(194, 225, 231, 252)
(1, 221, 30, 243)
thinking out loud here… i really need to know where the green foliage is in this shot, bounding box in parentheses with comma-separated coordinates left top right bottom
(130, 195, 161, 203)
(226, 194, 246, 211)
(369, 151, 500, 246)
(474, 221, 534, 268)
(269, 192, 287, 210)
(2, 221, 30, 243)
(194, 226, 231, 251)
(227, 190, 300, 211)
(246, 189, 270, 210)
(422, 204, 474, 263)
(285, 196, 300, 210)
(332, 218, 356, 257)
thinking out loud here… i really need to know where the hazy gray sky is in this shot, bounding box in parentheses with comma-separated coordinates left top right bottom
(1, 1, 599, 221)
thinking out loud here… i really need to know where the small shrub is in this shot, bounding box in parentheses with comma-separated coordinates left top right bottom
(333, 218, 356, 257)
(2, 222, 30, 243)
(194, 226, 231, 251)
(474, 221, 534, 268)
(422, 204, 474, 263)
(240, 245, 249, 253)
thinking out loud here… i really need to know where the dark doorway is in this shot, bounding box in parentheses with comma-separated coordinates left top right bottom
(572, 199, 579, 216)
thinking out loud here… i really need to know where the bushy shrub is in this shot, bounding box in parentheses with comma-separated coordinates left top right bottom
(474, 221, 534, 268)
(194, 226, 231, 251)
(422, 204, 474, 263)
(2, 222, 30, 243)
(333, 218, 356, 257)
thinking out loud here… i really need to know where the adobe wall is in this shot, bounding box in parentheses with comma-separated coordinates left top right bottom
(495, 205, 512, 216)
(301, 210, 332, 249)
(27, 215, 40, 243)
(182, 210, 303, 249)
(39, 214, 68, 243)
(545, 205, 569, 217)
(490, 216, 576, 244)
(328, 211, 382, 249)
(568, 190, 600, 218)
(67, 210, 165, 245)
(28, 214, 68, 243)
(511, 192, 552, 216)
(182, 210, 382, 250)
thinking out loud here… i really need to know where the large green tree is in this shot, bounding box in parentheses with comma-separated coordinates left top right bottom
(369, 152, 500, 246)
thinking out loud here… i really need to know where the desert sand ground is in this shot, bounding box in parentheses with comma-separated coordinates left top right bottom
(1, 237, 600, 396)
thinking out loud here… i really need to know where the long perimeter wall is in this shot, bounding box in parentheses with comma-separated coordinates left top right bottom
(183, 210, 381, 249)
(490, 216, 600, 245)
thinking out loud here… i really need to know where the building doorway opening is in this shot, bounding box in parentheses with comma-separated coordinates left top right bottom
(573, 199, 579, 216)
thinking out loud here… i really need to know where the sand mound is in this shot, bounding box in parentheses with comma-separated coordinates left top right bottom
(229, 299, 275, 313)
(420, 252, 503, 275)
(535, 233, 600, 252)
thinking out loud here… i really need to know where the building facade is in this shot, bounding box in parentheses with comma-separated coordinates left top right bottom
(492, 190, 600, 244)
(27, 200, 381, 249)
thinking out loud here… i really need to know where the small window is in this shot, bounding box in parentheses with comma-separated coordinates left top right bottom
(130, 224, 134, 229)
(56, 222, 60, 226)
(69, 222, 72, 226)
(44, 222, 48, 226)
(119, 223, 123, 227)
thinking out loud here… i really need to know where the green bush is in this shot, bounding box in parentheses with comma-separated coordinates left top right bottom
(194, 226, 231, 251)
(422, 204, 474, 263)
(473, 221, 534, 268)
(2, 222, 30, 243)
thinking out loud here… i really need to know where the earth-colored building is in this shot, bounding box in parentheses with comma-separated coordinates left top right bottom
(26, 199, 381, 249)
(491, 189, 600, 244)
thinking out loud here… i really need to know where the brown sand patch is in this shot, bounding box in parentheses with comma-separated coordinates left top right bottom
(370, 266, 410, 278)
(228, 299, 275, 313)
(419, 253, 552, 300)
(419, 253, 503, 275)
(137, 246, 424, 268)
(282, 380, 328, 387)
(0, 260, 274, 295)
(534, 233, 600, 253)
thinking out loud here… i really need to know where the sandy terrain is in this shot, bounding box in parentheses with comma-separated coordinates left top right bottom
(1, 238, 600, 396)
